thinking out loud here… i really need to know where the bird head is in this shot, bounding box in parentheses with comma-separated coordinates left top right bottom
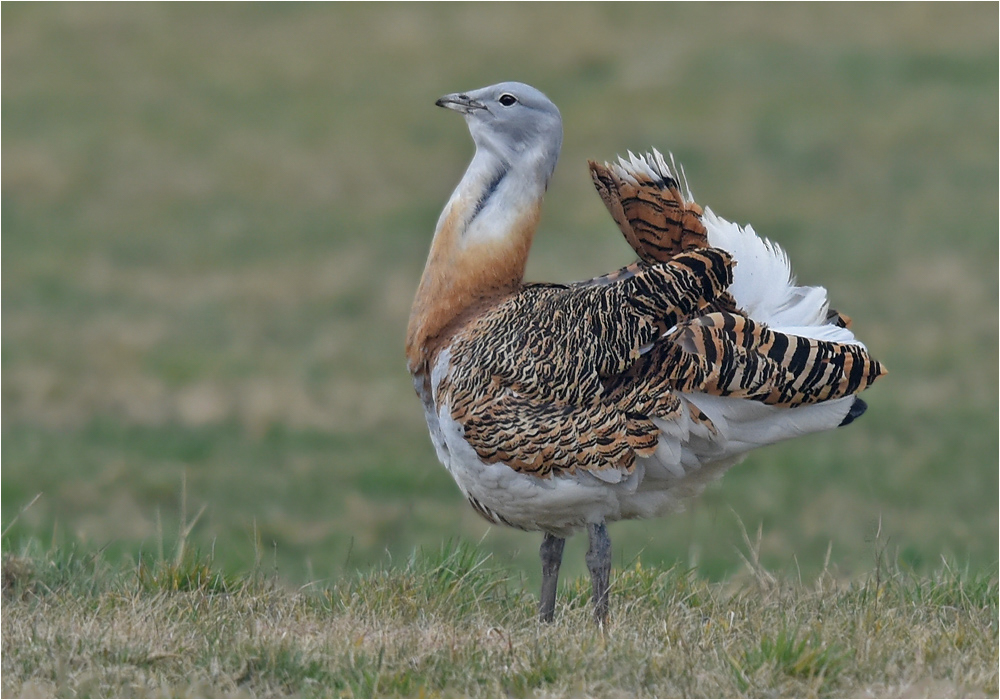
(436, 82, 562, 183)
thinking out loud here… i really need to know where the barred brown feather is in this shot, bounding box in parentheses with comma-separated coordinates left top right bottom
(589, 156, 708, 263)
(439, 249, 735, 477)
(589, 156, 740, 316)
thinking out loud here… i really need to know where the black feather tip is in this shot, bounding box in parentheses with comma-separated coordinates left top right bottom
(838, 397, 868, 427)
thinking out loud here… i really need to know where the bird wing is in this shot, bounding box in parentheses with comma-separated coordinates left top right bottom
(442, 252, 885, 481)
(440, 249, 734, 480)
(607, 312, 885, 413)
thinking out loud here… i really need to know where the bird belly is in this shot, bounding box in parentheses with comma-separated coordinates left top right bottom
(433, 403, 628, 537)
(426, 395, 751, 535)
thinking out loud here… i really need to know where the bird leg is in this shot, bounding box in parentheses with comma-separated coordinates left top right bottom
(538, 532, 566, 623)
(586, 521, 612, 626)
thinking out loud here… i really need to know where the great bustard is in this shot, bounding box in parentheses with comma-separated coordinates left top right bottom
(405, 82, 885, 625)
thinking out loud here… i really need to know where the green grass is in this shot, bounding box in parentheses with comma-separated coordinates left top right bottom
(2, 1, 998, 667)
(2, 542, 996, 697)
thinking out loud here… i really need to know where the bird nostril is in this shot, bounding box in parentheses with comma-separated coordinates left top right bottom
(459, 94, 469, 100)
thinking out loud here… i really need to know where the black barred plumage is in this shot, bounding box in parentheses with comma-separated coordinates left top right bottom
(657, 312, 884, 407)
(589, 152, 708, 263)
(409, 82, 886, 625)
(438, 250, 735, 477)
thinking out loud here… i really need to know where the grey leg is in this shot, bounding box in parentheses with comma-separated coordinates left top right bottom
(539, 532, 566, 623)
(586, 521, 612, 626)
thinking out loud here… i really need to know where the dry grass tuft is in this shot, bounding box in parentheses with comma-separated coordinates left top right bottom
(2, 553, 36, 600)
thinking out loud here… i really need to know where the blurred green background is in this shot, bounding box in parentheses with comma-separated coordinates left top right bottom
(3, 4, 997, 588)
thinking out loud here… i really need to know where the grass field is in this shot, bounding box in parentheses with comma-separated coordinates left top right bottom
(2, 5, 998, 694)
(3, 542, 997, 697)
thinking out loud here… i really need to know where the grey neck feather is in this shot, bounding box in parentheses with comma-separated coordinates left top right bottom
(444, 140, 559, 243)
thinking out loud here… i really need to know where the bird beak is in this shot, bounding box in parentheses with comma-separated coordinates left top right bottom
(435, 92, 487, 115)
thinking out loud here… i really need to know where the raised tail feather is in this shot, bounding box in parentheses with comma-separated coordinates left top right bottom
(590, 150, 740, 315)
(589, 149, 709, 264)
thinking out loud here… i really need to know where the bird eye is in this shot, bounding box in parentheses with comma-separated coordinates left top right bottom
(498, 93, 518, 107)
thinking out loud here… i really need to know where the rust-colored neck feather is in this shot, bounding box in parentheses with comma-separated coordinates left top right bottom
(406, 181, 541, 372)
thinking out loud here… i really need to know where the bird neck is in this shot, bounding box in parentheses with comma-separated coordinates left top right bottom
(406, 148, 550, 372)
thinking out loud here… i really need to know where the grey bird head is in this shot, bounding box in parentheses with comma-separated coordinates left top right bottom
(436, 82, 562, 180)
